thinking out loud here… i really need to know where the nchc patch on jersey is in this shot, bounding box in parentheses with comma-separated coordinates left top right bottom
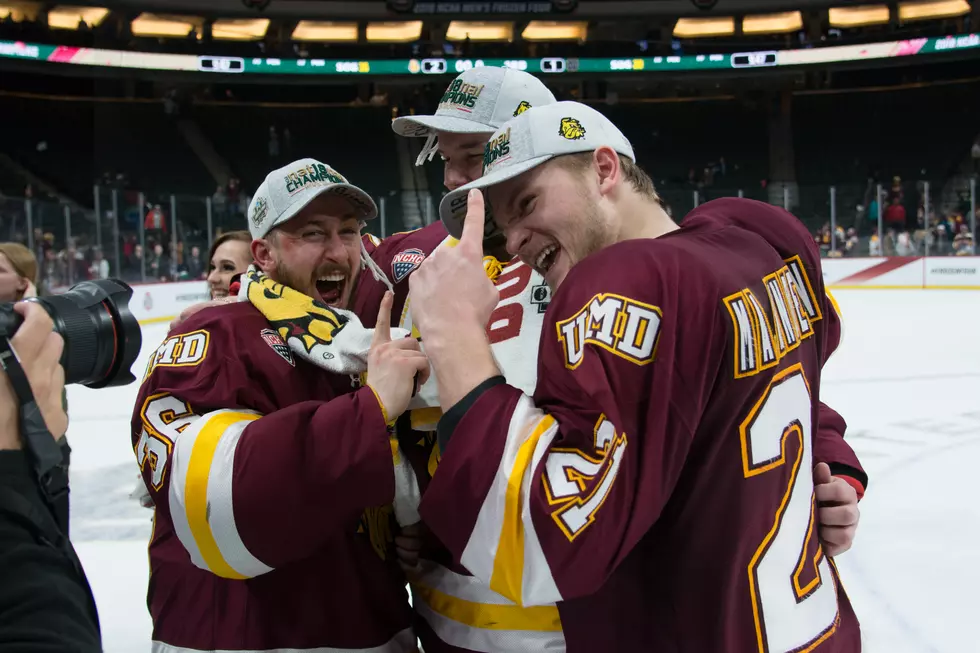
(391, 248, 426, 283)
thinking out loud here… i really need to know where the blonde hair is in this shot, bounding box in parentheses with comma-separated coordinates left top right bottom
(0, 242, 38, 300)
(556, 151, 660, 203)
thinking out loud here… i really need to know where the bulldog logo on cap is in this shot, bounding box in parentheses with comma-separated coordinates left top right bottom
(559, 117, 586, 140)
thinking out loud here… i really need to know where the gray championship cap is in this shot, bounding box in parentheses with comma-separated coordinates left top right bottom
(392, 66, 557, 166)
(247, 158, 377, 239)
(438, 101, 636, 239)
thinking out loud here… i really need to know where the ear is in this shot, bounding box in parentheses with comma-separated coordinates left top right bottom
(593, 146, 621, 198)
(250, 237, 277, 274)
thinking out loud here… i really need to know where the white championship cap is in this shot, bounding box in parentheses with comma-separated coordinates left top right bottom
(391, 66, 556, 166)
(247, 158, 378, 239)
(438, 101, 635, 239)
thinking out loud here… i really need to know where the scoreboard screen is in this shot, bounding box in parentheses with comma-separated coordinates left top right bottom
(0, 33, 977, 76)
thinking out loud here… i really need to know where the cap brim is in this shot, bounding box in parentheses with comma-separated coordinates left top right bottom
(392, 113, 497, 137)
(274, 184, 378, 235)
(439, 153, 554, 239)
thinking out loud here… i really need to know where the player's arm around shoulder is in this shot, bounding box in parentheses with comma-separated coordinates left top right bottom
(420, 242, 723, 606)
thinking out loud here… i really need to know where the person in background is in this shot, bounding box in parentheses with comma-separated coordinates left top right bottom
(88, 248, 109, 280)
(184, 245, 204, 280)
(953, 223, 975, 255)
(212, 185, 228, 222)
(0, 242, 38, 301)
(206, 230, 252, 299)
(147, 243, 169, 282)
(868, 229, 882, 256)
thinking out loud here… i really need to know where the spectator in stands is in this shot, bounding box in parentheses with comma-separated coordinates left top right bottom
(0, 242, 37, 301)
(212, 185, 227, 221)
(885, 196, 906, 230)
(844, 228, 859, 255)
(953, 224, 975, 255)
(972, 139, 980, 175)
(889, 175, 904, 203)
(148, 243, 170, 282)
(184, 245, 204, 279)
(39, 247, 65, 295)
(89, 248, 109, 280)
(145, 204, 168, 243)
(869, 229, 882, 256)
(125, 243, 144, 281)
(896, 230, 915, 256)
(227, 178, 241, 217)
(206, 230, 251, 299)
(62, 241, 85, 285)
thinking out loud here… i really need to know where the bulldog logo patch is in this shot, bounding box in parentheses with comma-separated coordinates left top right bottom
(260, 328, 295, 367)
(392, 248, 426, 283)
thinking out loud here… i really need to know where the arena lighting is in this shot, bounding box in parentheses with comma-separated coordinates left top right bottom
(828, 4, 891, 28)
(673, 16, 735, 37)
(742, 11, 804, 35)
(521, 21, 588, 41)
(898, 0, 971, 22)
(131, 14, 201, 38)
(291, 21, 358, 42)
(365, 21, 422, 42)
(47, 6, 108, 29)
(446, 21, 514, 42)
(211, 18, 270, 40)
(0, 2, 38, 22)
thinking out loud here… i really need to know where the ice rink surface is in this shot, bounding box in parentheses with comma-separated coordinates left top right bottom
(66, 289, 980, 653)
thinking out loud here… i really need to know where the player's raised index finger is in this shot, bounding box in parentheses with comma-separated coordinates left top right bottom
(372, 291, 394, 346)
(460, 189, 486, 252)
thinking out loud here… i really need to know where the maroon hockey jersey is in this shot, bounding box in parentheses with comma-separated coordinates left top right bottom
(354, 223, 567, 653)
(420, 199, 862, 652)
(131, 301, 416, 653)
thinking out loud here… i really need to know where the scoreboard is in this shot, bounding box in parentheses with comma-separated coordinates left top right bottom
(0, 32, 978, 76)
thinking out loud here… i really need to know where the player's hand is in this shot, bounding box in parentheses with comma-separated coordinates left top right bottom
(169, 296, 236, 332)
(395, 522, 424, 574)
(0, 303, 67, 450)
(813, 462, 860, 557)
(410, 189, 499, 340)
(367, 292, 431, 421)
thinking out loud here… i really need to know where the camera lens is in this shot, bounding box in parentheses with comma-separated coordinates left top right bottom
(0, 279, 142, 388)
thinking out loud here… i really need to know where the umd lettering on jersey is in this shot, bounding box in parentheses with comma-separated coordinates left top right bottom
(556, 293, 662, 369)
(142, 330, 210, 382)
(723, 258, 822, 379)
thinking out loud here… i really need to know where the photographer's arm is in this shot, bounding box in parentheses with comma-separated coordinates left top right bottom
(0, 303, 101, 652)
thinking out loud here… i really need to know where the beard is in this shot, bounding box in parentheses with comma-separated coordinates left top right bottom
(274, 258, 317, 297)
(571, 195, 610, 264)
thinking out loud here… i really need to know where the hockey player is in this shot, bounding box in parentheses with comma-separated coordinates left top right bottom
(407, 102, 862, 651)
(352, 66, 571, 652)
(358, 71, 863, 652)
(132, 158, 427, 653)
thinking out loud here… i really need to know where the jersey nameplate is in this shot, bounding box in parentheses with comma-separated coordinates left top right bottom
(722, 256, 823, 379)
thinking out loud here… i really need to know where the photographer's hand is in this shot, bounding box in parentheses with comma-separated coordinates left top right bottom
(0, 303, 67, 450)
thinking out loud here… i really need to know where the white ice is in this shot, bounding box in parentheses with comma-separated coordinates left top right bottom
(65, 290, 980, 653)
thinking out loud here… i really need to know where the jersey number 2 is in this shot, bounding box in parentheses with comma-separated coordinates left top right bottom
(741, 364, 839, 653)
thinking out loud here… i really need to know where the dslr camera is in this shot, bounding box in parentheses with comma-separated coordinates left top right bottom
(0, 279, 142, 388)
